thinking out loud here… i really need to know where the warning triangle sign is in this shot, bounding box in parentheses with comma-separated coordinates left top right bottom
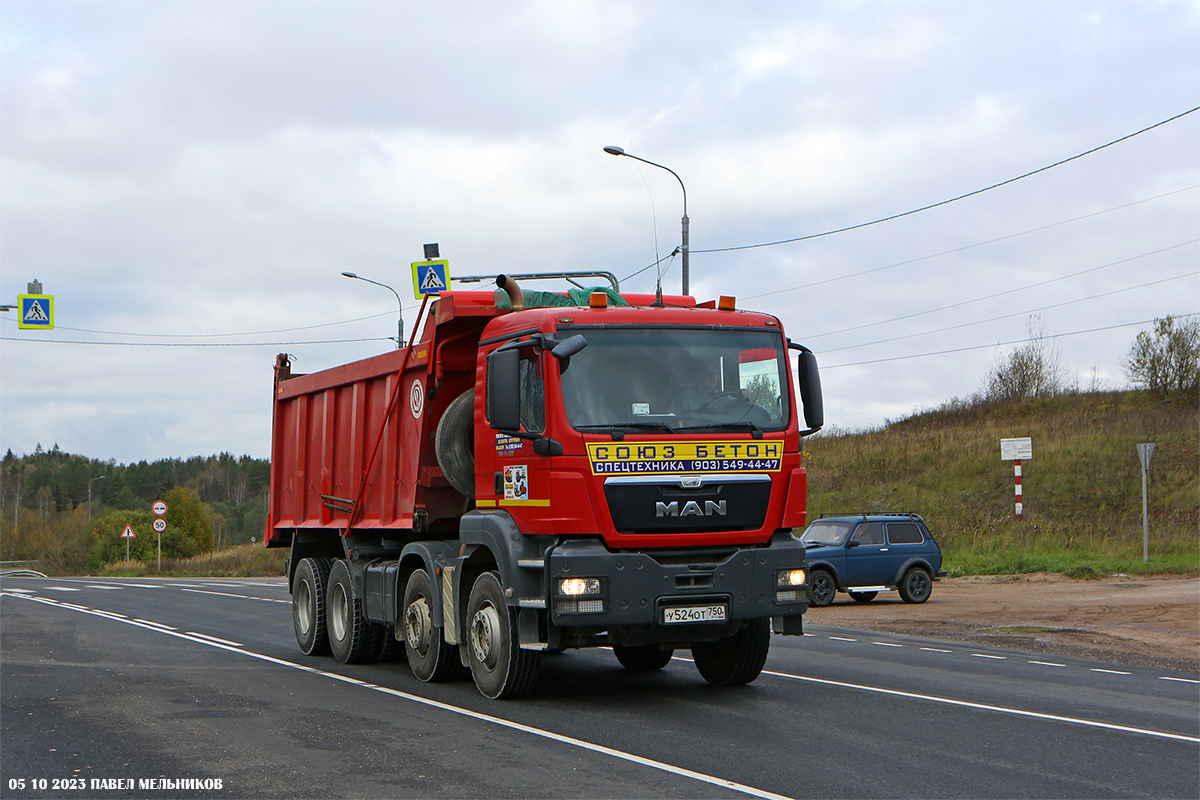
(121, 525, 136, 538)
(419, 267, 446, 292)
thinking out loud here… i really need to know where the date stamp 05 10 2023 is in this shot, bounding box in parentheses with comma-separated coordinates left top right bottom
(7, 777, 224, 792)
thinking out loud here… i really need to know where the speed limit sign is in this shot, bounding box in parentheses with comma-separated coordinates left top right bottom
(153, 518, 167, 533)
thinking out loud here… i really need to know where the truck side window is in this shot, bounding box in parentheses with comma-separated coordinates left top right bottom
(519, 355, 545, 433)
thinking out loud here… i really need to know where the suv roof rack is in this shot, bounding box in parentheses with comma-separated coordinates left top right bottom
(818, 512, 924, 522)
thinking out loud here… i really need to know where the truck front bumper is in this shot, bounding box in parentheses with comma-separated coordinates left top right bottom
(545, 532, 808, 644)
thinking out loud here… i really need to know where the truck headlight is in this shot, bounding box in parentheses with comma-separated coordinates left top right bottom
(555, 576, 606, 614)
(775, 568, 807, 603)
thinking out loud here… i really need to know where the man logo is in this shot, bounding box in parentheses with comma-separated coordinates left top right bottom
(656, 500, 726, 517)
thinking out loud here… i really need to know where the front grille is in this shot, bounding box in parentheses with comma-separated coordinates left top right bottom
(604, 475, 772, 534)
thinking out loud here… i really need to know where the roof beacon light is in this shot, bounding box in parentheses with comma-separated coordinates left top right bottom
(589, 291, 609, 308)
(718, 296, 736, 311)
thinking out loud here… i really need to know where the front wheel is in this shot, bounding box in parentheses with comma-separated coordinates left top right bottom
(465, 571, 540, 699)
(403, 569, 464, 682)
(808, 569, 836, 607)
(613, 644, 674, 672)
(898, 567, 932, 604)
(691, 619, 770, 686)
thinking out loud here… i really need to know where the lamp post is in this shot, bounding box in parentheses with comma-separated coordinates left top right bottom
(603, 145, 690, 295)
(88, 475, 106, 521)
(342, 272, 404, 348)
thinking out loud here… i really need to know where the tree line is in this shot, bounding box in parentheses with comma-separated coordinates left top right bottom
(1, 449, 270, 574)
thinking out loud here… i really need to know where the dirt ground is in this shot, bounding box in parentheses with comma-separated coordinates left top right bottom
(807, 573, 1199, 674)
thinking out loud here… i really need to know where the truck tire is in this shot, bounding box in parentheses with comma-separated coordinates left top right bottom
(326, 559, 374, 664)
(691, 619, 771, 686)
(436, 389, 475, 497)
(613, 645, 674, 672)
(808, 569, 836, 607)
(465, 571, 539, 699)
(403, 569, 464, 681)
(898, 567, 932, 604)
(292, 557, 331, 656)
(369, 624, 404, 662)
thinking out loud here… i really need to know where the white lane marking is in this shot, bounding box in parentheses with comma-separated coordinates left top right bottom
(757, 666, 1199, 743)
(1029, 661, 1067, 668)
(134, 619, 177, 630)
(1091, 668, 1132, 676)
(186, 632, 243, 648)
(828, 636, 857, 642)
(871, 642, 903, 648)
(181, 587, 290, 604)
(113, 583, 161, 589)
(3, 588, 35, 594)
(44, 586, 81, 592)
(971, 653, 1006, 660)
(920, 647, 952, 653)
(1160, 676, 1200, 684)
(202, 583, 243, 587)
(85, 585, 123, 590)
(0, 592, 798, 800)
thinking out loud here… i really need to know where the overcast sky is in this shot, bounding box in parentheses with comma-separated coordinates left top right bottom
(2, 0, 1197, 464)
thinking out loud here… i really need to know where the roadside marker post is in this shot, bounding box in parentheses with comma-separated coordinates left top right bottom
(1137, 443, 1156, 563)
(1000, 438, 1033, 521)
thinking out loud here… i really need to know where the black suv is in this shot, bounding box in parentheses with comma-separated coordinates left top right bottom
(798, 514, 947, 606)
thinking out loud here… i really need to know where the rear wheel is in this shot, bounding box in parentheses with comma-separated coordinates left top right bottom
(292, 557, 331, 656)
(808, 569, 836, 607)
(899, 567, 932, 604)
(465, 571, 539, 699)
(691, 619, 770, 686)
(326, 559, 374, 663)
(403, 569, 464, 681)
(613, 644, 674, 672)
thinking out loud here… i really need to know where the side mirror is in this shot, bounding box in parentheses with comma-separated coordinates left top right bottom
(486, 348, 522, 431)
(789, 342, 824, 435)
(846, 539, 860, 548)
(551, 334, 587, 360)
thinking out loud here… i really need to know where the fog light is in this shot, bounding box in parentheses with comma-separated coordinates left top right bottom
(775, 589, 805, 603)
(776, 568, 806, 587)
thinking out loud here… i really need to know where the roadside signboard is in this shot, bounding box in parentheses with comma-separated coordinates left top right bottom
(1000, 437, 1032, 460)
(121, 525, 136, 538)
(18, 294, 54, 330)
(153, 518, 167, 533)
(152, 500, 168, 516)
(411, 259, 451, 298)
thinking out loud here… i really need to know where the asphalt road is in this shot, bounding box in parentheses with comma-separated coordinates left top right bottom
(2, 576, 1196, 800)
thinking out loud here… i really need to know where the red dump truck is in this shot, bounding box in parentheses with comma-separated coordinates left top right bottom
(266, 274, 823, 698)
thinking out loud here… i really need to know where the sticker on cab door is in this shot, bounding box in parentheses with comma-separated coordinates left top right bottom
(503, 465, 529, 500)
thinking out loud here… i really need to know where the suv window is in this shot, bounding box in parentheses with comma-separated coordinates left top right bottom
(850, 522, 885, 545)
(886, 522, 923, 544)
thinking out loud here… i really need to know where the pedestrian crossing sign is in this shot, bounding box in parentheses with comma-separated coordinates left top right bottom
(411, 259, 451, 298)
(18, 294, 54, 330)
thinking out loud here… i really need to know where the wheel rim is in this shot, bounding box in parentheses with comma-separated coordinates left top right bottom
(910, 572, 930, 599)
(470, 601, 502, 671)
(295, 578, 313, 635)
(405, 596, 432, 656)
(812, 575, 832, 604)
(329, 582, 348, 642)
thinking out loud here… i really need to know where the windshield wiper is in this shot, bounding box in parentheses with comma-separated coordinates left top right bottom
(675, 421, 764, 438)
(576, 421, 676, 435)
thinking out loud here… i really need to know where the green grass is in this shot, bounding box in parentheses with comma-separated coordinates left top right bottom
(805, 390, 1199, 578)
(98, 542, 288, 578)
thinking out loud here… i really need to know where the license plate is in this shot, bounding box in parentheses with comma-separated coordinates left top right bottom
(662, 605, 727, 624)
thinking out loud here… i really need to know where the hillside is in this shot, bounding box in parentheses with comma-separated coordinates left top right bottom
(804, 391, 1198, 575)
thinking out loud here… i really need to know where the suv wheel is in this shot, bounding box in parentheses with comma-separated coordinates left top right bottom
(898, 567, 932, 604)
(808, 569, 836, 607)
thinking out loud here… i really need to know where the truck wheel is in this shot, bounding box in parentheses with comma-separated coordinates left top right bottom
(371, 626, 404, 662)
(808, 569, 836, 607)
(899, 567, 932, 604)
(403, 569, 464, 681)
(691, 619, 771, 686)
(326, 559, 373, 663)
(436, 389, 475, 497)
(292, 557, 331, 656)
(849, 591, 877, 603)
(613, 645, 674, 672)
(465, 571, 539, 699)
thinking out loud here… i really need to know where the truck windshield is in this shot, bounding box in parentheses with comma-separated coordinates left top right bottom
(558, 326, 791, 433)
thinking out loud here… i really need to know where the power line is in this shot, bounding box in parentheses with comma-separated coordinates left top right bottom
(743, 184, 1198, 301)
(0, 336, 391, 347)
(694, 106, 1200, 255)
(821, 314, 1200, 370)
(819, 270, 1199, 354)
(799, 239, 1199, 340)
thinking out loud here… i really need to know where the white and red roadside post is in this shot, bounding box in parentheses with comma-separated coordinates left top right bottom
(1000, 438, 1033, 521)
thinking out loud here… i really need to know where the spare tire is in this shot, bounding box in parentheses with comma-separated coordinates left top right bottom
(436, 389, 475, 497)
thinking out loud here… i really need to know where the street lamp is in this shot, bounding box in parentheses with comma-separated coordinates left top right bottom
(603, 145, 690, 295)
(88, 475, 106, 521)
(342, 272, 404, 348)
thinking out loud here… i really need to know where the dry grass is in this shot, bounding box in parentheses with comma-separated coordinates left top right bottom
(98, 542, 288, 578)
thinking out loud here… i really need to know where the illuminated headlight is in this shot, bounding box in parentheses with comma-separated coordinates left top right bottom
(555, 576, 607, 615)
(775, 568, 807, 603)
